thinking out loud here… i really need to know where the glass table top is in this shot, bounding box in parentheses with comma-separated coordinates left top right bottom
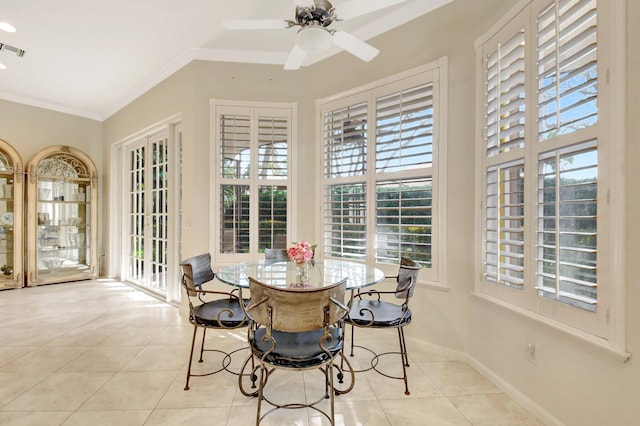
(216, 259, 385, 290)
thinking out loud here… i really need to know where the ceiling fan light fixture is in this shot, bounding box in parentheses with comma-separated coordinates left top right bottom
(296, 26, 332, 53)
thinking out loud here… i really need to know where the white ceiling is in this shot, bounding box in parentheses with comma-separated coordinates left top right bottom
(0, 0, 452, 120)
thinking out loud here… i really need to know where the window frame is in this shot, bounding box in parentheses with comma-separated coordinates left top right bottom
(210, 99, 297, 263)
(316, 58, 448, 285)
(474, 0, 627, 356)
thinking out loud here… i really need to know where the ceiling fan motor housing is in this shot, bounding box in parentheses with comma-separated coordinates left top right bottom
(294, 0, 336, 27)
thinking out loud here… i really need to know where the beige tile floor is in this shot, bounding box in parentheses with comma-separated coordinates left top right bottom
(0, 279, 543, 425)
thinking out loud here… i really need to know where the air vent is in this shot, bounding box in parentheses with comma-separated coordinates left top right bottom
(0, 43, 26, 57)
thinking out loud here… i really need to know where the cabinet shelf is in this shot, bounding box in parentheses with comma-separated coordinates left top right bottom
(38, 224, 89, 229)
(38, 199, 89, 203)
(39, 246, 87, 251)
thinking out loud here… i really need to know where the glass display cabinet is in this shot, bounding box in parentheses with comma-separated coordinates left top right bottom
(0, 139, 24, 290)
(25, 146, 98, 286)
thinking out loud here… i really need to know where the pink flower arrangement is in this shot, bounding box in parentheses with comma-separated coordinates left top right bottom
(287, 241, 316, 263)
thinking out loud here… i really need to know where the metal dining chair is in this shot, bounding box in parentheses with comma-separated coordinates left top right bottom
(241, 277, 352, 425)
(179, 253, 248, 390)
(263, 248, 289, 262)
(346, 257, 420, 395)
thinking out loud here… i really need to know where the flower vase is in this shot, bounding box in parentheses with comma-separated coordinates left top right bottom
(296, 261, 310, 284)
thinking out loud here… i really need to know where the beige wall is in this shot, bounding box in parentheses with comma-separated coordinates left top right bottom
(0, 99, 102, 164)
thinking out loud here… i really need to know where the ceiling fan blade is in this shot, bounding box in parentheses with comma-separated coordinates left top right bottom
(332, 31, 379, 62)
(284, 45, 307, 70)
(222, 19, 288, 30)
(336, 0, 407, 20)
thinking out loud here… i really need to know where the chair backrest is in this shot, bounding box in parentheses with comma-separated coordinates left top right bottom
(395, 257, 421, 299)
(264, 248, 289, 261)
(246, 278, 348, 333)
(179, 253, 215, 296)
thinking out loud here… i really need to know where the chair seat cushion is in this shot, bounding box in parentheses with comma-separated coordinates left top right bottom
(193, 298, 248, 328)
(347, 299, 412, 328)
(251, 327, 343, 369)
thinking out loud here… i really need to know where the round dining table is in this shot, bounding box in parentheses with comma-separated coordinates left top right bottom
(216, 258, 385, 290)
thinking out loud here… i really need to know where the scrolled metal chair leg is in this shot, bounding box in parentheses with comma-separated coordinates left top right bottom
(238, 353, 260, 397)
(397, 327, 410, 395)
(333, 353, 355, 395)
(256, 364, 269, 425)
(184, 325, 198, 391)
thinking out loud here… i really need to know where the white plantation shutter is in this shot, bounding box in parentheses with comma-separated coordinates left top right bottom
(220, 184, 250, 253)
(476, 0, 617, 339)
(535, 0, 599, 312)
(485, 162, 525, 288)
(323, 182, 367, 260)
(536, 142, 598, 311)
(486, 28, 526, 157)
(376, 83, 433, 172)
(320, 63, 443, 278)
(482, 21, 527, 290)
(258, 116, 289, 179)
(257, 113, 289, 250)
(374, 82, 435, 267)
(375, 178, 433, 267)
(215, 103, 292, 256)
(322, 100, 369, 261)
(537, 0, 598, 140)
(258, 185, 287, 251)
(220, 114, 251, 179)
(323, 102, 368, 178)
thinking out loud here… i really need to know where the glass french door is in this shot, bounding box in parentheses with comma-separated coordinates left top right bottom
(125, 130, 170, 294)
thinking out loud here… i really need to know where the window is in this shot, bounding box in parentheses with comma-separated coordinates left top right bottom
(319, 60, 447, 282)
(476, 0, 624, 346)
(212, 101, 294, 259)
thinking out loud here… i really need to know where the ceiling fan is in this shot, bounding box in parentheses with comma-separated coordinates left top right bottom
(222, 0, 406, 70)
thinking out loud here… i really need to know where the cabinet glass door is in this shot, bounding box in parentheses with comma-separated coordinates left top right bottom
(26, 146, 98, 286)
(36, 179, 91, 277)
(0, 173, 15, 285)
(0, 140, 23, 290)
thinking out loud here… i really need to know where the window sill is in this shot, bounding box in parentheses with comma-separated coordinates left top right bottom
(472, 291, 631, 363)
